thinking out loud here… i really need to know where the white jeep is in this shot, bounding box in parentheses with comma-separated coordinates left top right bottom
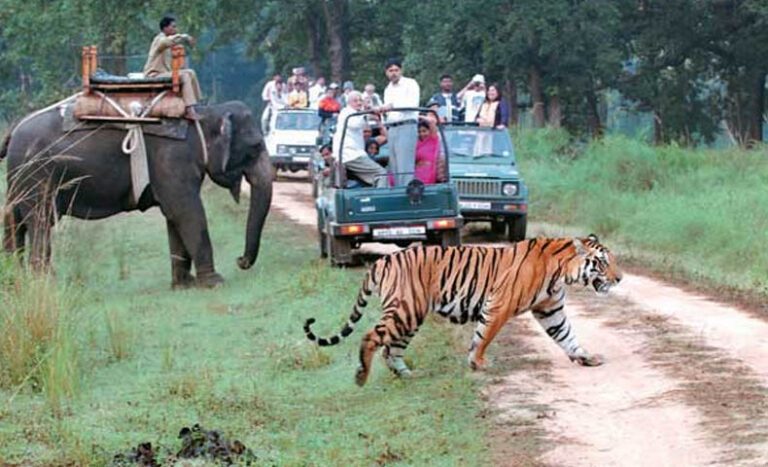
(264, 109, 321, 176)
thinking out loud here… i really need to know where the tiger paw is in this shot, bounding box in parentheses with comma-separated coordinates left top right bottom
(355, 366, 369, 387)
(395, 368, 413, 379)
(468, 357, 489, 371)
(570, 353, 604, 367)
(386, 357, 412, 377)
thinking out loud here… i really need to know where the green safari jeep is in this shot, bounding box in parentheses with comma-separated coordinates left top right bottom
(313, 108, 463, 266)
(443, 123, 528, 241)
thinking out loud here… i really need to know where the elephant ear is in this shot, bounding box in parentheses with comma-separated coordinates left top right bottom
(217, 112, 233, 173)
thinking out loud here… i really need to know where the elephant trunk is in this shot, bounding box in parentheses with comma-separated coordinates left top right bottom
(237, 152, 273, 270)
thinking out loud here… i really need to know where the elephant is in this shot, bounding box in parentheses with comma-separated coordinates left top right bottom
(0, 100, 272, 288)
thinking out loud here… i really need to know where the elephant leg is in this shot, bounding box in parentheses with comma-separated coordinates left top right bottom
(27, 209, 53, 272)
(166, 220, 195, 289)
(3, 204, 27, 258)
(160, 195, 223, 288)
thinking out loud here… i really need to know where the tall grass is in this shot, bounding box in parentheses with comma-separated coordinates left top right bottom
(104, 309, 134, 361)
(515, 128, 768, 294)
(0, 257, 81, 412)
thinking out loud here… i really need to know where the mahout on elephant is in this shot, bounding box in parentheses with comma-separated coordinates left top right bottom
(0, 99, 272, 288)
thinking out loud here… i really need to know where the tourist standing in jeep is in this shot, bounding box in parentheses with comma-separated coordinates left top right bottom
(429, 74, 461, 123)
(381, 58, 420, 186)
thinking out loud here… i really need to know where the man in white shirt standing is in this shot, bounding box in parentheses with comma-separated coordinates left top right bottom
(333, 91, 388, 188)
(381, 58, 420, 186)
(260, 73, 283, 133)
(308, 76, 326, 108)
(458, 74, 486, 123)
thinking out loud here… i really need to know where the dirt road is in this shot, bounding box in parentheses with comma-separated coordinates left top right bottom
(268, 178, 768, 466)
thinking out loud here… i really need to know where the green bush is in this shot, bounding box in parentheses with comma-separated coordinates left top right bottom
(516, 130, 768, 294)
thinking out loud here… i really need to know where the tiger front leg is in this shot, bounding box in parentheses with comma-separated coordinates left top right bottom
(532, 305, 604, 367)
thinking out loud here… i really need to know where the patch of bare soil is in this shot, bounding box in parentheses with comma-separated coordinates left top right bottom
(595, 294, 768, 465)
(489, 297, 719, 467)
(615, 273, 768, 383)
(482, 324, 553, 467)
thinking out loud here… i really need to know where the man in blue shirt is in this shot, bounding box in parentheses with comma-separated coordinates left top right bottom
(429, 74, 461, 122)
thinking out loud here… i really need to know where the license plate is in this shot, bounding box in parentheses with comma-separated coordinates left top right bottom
(292, 156, 310, 163)
(459, 200, 492, 210)
(372, 226, 426, 239)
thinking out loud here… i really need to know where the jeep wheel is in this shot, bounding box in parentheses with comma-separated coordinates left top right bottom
(440, 229, 462, 248)
(491, 220, 506, 235)
(328, 235, 353, 267)
(507, 215, 527, 243)
(308, 160, 316, 186)
(318, 230, 328, 258)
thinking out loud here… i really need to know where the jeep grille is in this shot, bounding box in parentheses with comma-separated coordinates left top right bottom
(456, 179, 501, 197)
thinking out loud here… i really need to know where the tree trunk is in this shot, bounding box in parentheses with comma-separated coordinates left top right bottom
(586, 89, 603, 138)
(653, 111, 664, 145)
(505, 78, 518, 126)
(725, 69, 766, 147)
(321, 0, 350, 82)
(529, 65, 545, 128)
(306, 13, 324, 77)
(547, 94, 562, 128)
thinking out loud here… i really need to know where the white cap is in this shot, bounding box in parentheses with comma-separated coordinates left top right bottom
(472, 74, 485, 84)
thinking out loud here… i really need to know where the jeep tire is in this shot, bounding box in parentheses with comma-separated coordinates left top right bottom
(440, 229, 462, 248)
(328, 235, 353, 267)
(507, 215, 527, 243)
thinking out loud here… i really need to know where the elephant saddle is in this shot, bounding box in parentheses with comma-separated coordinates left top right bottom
(75, 45, 187, 122)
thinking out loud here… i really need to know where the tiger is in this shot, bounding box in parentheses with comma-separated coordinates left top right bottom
(304, 235, 622, 386)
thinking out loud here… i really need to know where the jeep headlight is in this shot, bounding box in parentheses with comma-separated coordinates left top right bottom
(502, 183, 518, 197)
(277, 144, 288, 154)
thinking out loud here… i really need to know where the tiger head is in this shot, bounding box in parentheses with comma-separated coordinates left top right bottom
(570, 234, 622, 294)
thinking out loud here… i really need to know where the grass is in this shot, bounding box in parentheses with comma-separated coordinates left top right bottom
(0, 258, 82, 415)
(0, 181, 491, 465)
(515, 128, 768, 297)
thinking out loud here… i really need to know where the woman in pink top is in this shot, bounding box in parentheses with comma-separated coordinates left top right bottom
(414, 120, 440, 184)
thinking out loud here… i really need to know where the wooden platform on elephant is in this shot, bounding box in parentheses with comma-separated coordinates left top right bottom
(76, 45, 187, 122)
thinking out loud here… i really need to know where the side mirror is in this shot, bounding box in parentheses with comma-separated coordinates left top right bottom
(316, 136, 323, 146)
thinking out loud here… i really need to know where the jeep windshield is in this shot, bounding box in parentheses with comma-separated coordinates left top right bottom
(275, 112, 322, 131)
(443, 126, 515, 162)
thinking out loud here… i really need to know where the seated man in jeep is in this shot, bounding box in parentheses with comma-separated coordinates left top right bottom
(332, 91, 388, 188)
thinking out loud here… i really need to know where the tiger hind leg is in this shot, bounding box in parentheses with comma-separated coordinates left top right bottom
(356, 307, 418, 386)
(383, 330, 418, 378)
(356, 326, 388, 387)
